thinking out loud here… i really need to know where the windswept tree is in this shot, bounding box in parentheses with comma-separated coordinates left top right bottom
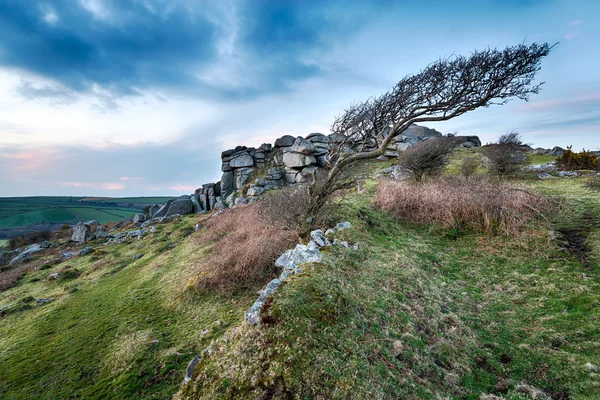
(302, 43, 554, 230)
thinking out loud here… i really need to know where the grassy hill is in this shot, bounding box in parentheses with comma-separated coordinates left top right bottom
(1, 157, 599, 399)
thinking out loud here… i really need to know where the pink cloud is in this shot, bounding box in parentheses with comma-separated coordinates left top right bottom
(60, 181, 126, 190)
(169, 184, 195, 192)
(565, 31, 580, 40)
(518, 94, 600, 112)
(3, 150, 65, 173)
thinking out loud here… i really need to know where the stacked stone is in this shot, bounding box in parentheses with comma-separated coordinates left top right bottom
(272, 135, 319, 184)
(220, 144, 274, 201)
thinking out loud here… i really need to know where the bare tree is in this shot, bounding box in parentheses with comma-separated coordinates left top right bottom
(302, 43, 554, 232)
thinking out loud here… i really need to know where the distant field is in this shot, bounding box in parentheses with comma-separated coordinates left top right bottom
(0, 239, 7, 247)
(0, 196, 173, 231)
(81, 197, 173, 204)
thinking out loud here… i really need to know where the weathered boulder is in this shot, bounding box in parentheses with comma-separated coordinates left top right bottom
(551, 146, 565, 156)
(310, 230, 331, 247)
(234, 168, 254, 190)
(246, 185, 265, 197)
(72, 223, 91, 243)
(78, 246, 94, 257)
(230, 152, 254, 168)
(306, 132, 328, 143)
(132, 213, 146, 224)
(148, 204, 161, 217)
(167, 197, 194, 216)
(275, 243, 323, 270)
(8, 244, 43, 265)
(291, 137, 317, 155)
(152, 199, 174, 219)
(282, 152, 316, 168)
(274, 135, 295, 148)
(190, 194, 203, 213)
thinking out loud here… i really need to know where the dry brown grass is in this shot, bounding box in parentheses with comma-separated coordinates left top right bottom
(373, 177, 553, 235)
(191, 205, 298, 293)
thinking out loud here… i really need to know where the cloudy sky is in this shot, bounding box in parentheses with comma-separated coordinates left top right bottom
(1, 0, 598, 197)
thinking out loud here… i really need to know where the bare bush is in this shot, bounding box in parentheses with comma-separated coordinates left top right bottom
(258, 183, 336, 232)
(373, 177, 552, 236)
(8, 231, 51, 250)
(485, 131, 529, 176)
(458, 155, 481, 178)
(191, 205, 298, 293)
(397, 137, 458, 181)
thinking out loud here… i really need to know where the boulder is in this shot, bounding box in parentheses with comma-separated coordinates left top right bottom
(291, 137, 317, 155)
(310, 230, 331, 247)
(234, 168, 254, 190)
(8, 244, 43, 265)
(152, 199, 173, 219)
(167, 197, 194, 216)
(275, 243, 323, 270)
(190, 194, 203, 213)
(221, 162, 233, 172)
(551, 146, 565, 157)
(133, 213, 146, 224)
(306, 132, 329, 143)
(282, 152, 316, 168)
(78, 246, 94, 257)
(538, 173, 552, 179)
(148, 204, 161, 216)
(246, 185, 265, 197)
(72, 223, 91, 243)
(274, 135, 295, 148)
(245, 278, 282, 325)
(230, 152, 254, 168)
(221, 171, 235, 199)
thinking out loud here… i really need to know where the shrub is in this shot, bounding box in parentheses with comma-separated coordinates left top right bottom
(556, 146, 599, 171)
(485, 131, 529, 176)
(373, 177, 552, 236)
(192, 205, 298, 293)
(258, 176, 335, 232)
(397, 137, 459, 181)
(8, 231, 51, 250)
(586, 177, 600, 192)
(457, 155, 481, 178)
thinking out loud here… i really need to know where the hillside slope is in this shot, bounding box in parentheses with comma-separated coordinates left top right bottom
(1, 170, 599, 399)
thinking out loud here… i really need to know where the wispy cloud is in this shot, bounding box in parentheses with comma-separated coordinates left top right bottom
(568, 19, 583, 26)
(60, 181, 126, 190)
(565, 31, 580, 40)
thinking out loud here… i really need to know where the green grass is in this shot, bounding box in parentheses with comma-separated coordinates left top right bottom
(528, 154, 557, 165)
(180, 170, 600, 399)
(0, 216, 258, 399)
(0, 239, 7, 247)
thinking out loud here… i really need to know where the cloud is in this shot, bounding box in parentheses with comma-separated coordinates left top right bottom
(565, 31, 580, 40)
(568, 19, 583, 26)
(0, 0, 378, 104)
(60, 181, 126, 190)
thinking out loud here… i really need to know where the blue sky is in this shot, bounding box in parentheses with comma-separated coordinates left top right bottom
(0, 0, 598, 196)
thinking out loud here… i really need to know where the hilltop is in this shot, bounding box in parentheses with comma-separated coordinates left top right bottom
(1, 137, 599, 398)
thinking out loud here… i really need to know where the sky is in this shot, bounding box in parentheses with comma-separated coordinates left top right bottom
(0, 0, 599, 197)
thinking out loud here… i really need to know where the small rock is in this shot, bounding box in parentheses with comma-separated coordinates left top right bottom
(78, 246, 94, 257)
(35, 298, 55, 304)
(586, 362, 600, 372)
(49, 273, 59, 280)
(61, 251, 76, 259)
(310, 230, 331, 247)
(336, 221, 352, 231)
(353, 243, 359, 250)
(559, 170, 579, 177)
(40, 241, 50, 249)
(131, 254, 144, 260)
(537, 173, 552, 179)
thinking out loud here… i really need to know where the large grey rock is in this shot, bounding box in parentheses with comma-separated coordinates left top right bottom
(190, 194, 203, 213)
(221, 161, 232, 172)
(78, 246, 94, 257)
(282, 152, 316, 168)
(152, 199, 173, 219)
(72, 223, 91, 243)
(230, 152, 254, 168)
(8, 244, 43, 265)
(274, 135, 295, 147)
(291, 137, 317, 155)
(133, 213, 146, 224)
(148, 204, 161, 216)
(246, 185, 265, 197)
(275, 243, 323, 270)
(234, 168, 254, 190)
(221, 171, 235, 200)
(167, 198, 194, 216)
(306, 132, 328, 143)
(551, 146, 565, 156)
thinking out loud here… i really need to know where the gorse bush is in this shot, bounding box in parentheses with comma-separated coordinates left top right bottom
(556, 146, 599, 171)
(485, 131, 529, 176)
(397, 136, 459, 181)
(457, 155, 481, 178)
(8, 231, 51, 250)
(191, 205, 297, 293)
(373, 177, 552, 236)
